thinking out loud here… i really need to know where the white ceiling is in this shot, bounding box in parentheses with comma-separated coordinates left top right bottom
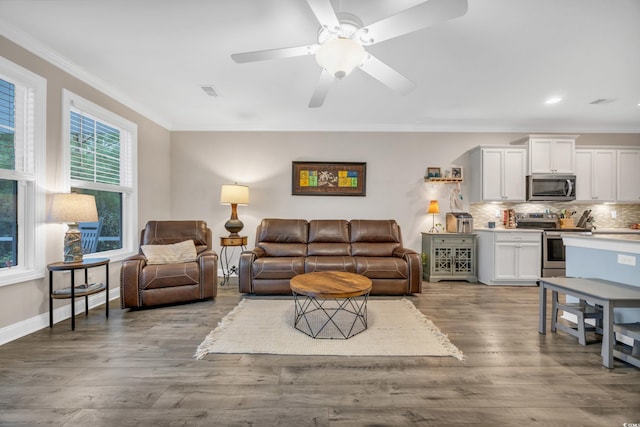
(1, 0, 639, 132)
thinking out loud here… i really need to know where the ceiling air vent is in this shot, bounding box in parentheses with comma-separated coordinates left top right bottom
(589, 98, 615, 105)
(200, 85, 220, 97)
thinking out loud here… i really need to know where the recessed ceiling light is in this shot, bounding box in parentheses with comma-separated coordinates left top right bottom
(545, 97, 562, 105)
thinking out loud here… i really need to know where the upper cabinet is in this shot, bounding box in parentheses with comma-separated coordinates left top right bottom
(575, 149, 616, 202)
(617, 149, 640, 202)
(469, 146, 526, 202)
(527, 136, 577, 174)
(511, 135, 578, 174)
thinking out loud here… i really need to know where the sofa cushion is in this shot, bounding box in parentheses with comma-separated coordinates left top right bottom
(257, 219, 308, 243)
(257, 219, 308, 257)
(141, 240, 198, 265)
(354, 257, 408, 279)
(252, 257, 305, 279)
(140, 262, 200, 289)
(350, 219, 401, 256)
(142, 220, 208, 247)
(305, 256, 356, 273)
(307, 220, 350, 256)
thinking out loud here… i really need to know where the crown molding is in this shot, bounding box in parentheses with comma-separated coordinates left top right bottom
(0, 19, 172, 130)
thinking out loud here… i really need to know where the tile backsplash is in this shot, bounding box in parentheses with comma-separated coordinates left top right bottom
(469, 202, 640, 229)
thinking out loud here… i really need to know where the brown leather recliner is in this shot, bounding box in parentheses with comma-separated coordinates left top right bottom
(120, 220, 218, 308)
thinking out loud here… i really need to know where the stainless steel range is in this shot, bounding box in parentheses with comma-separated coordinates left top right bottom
(515, 212, 590, 277)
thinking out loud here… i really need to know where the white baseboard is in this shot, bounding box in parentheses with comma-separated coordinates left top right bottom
(0, 287, 120, 346)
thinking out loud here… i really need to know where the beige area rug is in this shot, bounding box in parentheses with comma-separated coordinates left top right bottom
(194, 298, 463, 360)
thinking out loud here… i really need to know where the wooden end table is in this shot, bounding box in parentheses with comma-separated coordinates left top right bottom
(48, 257, 110, 330)
(219, 236, 247, 286)
(290, 271, 372, 339)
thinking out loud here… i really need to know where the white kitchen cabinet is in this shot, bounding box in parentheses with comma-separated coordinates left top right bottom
(476, 230, 542, 286)
(469, 146, 526, 202)
(528, 136, 576, 174)
(575, 149, 616, 202)
(617, 149, 640, 202)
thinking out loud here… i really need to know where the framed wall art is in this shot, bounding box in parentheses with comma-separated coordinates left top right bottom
(292, 161, 366, 196)
(426, 167, 441, 178)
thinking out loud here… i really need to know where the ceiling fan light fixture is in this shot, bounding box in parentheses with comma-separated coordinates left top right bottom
(315, 37, 364, 79)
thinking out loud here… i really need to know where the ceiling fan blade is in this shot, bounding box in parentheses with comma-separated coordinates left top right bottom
(359, 54, 415, 95)
(305, 0, 341, 33)
(357, 0, 468, 45)
(231, 44, 319, 63)
(309, 69, 335, 108)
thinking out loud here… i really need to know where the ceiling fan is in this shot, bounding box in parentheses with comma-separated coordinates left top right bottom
(231, 0, 468, 108)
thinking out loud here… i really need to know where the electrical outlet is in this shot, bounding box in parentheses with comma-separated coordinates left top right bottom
(617, 254, 636, 266)
(495, 209, 501, 218)
(611, 210, 617, 219)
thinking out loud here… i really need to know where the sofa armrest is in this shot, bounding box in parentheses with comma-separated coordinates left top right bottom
(393, 248, 422, 294)
(197, 249, 218, 298)
(238, 248, 265, 293)
(120, 254, 147, 308)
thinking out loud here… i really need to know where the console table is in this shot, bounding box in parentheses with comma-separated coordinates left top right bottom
(48, 258, 110, 330)
(421, 233, 477, 282)
(539, 277, 640, 368)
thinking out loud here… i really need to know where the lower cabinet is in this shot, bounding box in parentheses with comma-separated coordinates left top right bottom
(421, 233, 477, 282)
(476, 230, 542, 285)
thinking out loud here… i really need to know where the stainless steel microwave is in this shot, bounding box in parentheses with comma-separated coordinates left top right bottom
(526, 174, 576, 201)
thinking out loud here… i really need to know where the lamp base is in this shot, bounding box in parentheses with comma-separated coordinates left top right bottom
(63, 224, 83, 263)
(224, 218, 244, 238)
(428, 226, 439, 233)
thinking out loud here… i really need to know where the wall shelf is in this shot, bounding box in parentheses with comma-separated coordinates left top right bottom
(424, 177, 463, 183)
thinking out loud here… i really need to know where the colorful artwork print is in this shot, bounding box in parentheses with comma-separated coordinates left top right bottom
(292, 162, 366, 196)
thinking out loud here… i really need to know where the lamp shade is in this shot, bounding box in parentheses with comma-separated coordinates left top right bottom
(315, 37, 365, 79)
(220, 184, 249, 205)
(48, 193, 98, 223)
(427, 200, 440, 214)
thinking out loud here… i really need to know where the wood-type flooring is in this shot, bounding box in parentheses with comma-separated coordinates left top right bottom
(1, 279, 639, 426)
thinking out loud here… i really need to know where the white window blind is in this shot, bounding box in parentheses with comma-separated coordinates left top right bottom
(0, 56, 46, 286)
(70, 108, 133, 189)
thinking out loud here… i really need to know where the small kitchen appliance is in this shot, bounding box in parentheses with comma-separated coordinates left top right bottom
(446, 212, 473, 233)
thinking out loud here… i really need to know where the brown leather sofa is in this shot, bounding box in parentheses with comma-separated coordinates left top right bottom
(120, 220, 218, 308)
(239, 219, 421, 295)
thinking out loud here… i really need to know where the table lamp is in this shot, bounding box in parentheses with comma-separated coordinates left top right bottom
(220, 183, 249, 237)
(428, 200, 440, 233)
(48, 193, 99, 263)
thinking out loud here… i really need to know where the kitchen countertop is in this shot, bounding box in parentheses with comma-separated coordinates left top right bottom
(475, 228, 542, 233)
(563, 233, 640, 255)
(475, 227, 640, 234)
(593, 228, 640, 234)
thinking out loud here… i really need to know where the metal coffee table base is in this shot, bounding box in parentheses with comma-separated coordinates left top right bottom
(292, 292, 369, 339)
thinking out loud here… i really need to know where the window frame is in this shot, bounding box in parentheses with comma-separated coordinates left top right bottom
(61, 89, 138, 262)
(0, 56, 46, 287)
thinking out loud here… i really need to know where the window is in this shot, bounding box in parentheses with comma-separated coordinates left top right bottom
(62, 90, 137, 260)
(0, 56, 46, 286)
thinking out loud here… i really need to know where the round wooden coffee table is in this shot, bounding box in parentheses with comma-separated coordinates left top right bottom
(290, 271, 372, 339)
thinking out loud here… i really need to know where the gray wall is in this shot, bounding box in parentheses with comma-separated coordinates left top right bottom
(0, 35, 171, 332)
(170, 131, 640, 271)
